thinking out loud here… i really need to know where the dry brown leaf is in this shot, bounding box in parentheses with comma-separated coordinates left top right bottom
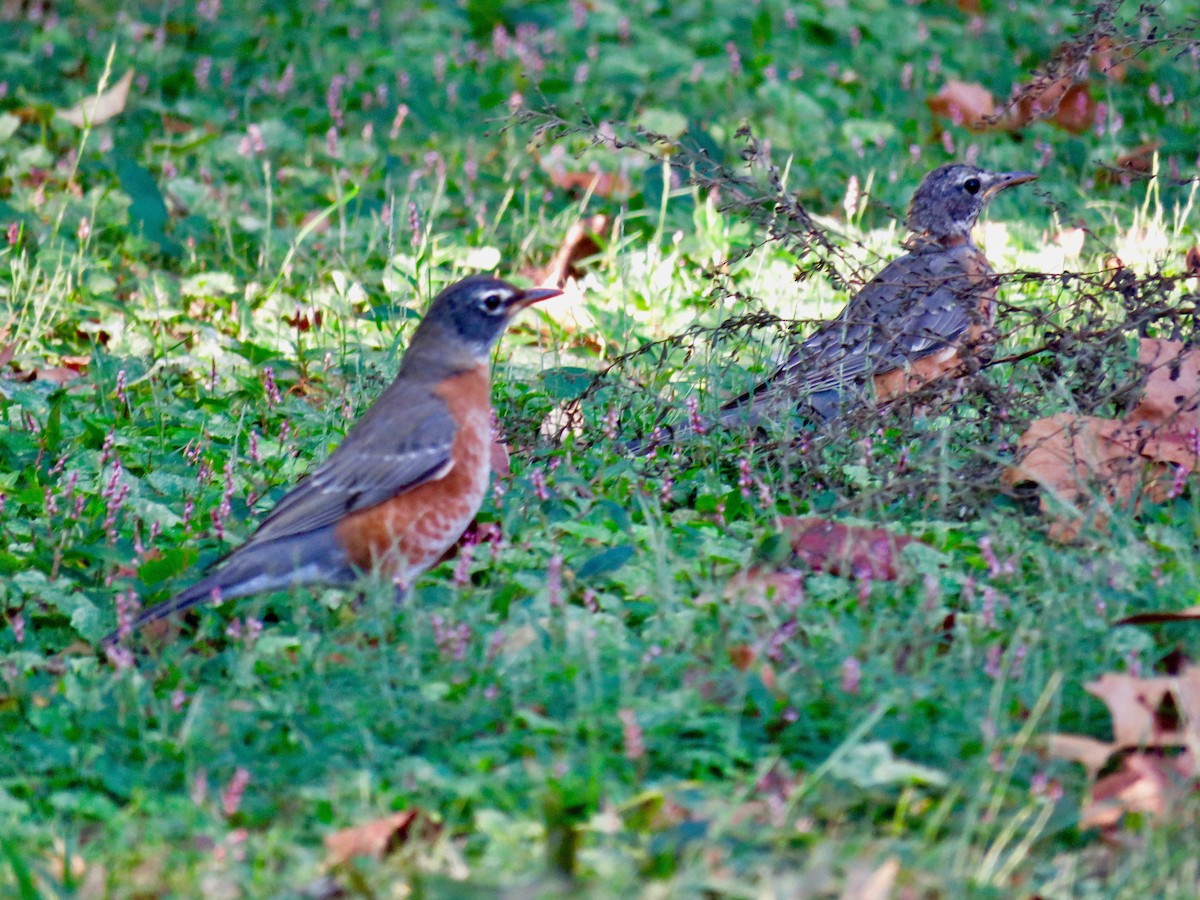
(539, 215, 610, 289)
(1085, 668, 1200, 750)
(927, 80, 997, 131)
(160, 114, 195, 135)
(840, 856, 900, 900)
(1126, 338, 1200, 435)
(1047, 666, 1200, 834)
(525, 215, 610, 351)
(1005, 72, 1097, 133)
(728, 644, 756, 671)
(781, 516, 922, 581)
(1080, 751, 1197, 830)
(1050, 82, 1097, 133)
(760, 663, 779, 694)
(547, 169, 630, 199)
(1002, 414, 1154, 540)
(1091, 36, 1128, 81)
(57, 69, 135, 128)
(323, 810, 429, 867)
(1003, 341, 1200, 542)
(1185, 246, 1200, 280)
(1117, 606, 1200, 626)
(30, 366, 84, 385)
(1118, 141, 1162, 174)
(1047, 733, 1119, 778)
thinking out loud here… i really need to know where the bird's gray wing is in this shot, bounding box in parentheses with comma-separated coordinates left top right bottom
(769, 247, 987, 396)
(246, 379, 458, 546)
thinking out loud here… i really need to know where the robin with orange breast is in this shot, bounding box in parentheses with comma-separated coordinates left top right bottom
(105, 275, 559, 643)
(720, 164, 1037, 425)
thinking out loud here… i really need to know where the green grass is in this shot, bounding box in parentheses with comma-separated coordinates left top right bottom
(3, 0, 1200, 895)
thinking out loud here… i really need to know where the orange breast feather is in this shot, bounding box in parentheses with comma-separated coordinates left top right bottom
(333, 365, 492, 585)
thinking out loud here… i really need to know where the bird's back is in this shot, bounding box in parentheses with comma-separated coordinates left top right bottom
(775, 240, 995, 397)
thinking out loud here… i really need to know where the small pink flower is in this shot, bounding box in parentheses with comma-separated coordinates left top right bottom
(978, 536, 1002, 577)
(984, 644, 1003, 679)
(408, 200, 421, 245)
(659, 474, 674, 503)
(981, 586, 997, 629)
(262, 367, 282, 407)
(115, 591, 140, 641)
(738, 457, 754, 499)
(725, 42, 742, 77)
(530, 468, 549, 502)
(221, 767, 250, 817)
(1167, 463, 1188, 499)
(840, 657, 861, 694)
(191, 769, 208, 806)
(618, 708, 644, 760)
(194, 56, 212, 88)
(389, 103, 409, 140)
(105, 643, 134, 670)
(602, 406, 620, 441)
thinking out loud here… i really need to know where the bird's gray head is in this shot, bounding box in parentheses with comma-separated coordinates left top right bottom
(408, 275, 561, 366)
(905, 164, 1037, 243)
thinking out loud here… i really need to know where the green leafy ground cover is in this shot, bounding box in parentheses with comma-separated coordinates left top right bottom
(2, 0, 1200, 895)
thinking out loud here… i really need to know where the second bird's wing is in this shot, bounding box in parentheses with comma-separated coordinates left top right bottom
(761, 247, 987, 397)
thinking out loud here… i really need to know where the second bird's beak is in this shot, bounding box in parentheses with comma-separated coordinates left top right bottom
(984, 171, 1038, 197)
(508, 286, 563, 311)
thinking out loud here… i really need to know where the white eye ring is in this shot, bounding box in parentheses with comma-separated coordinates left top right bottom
(480, 292, 505, 313)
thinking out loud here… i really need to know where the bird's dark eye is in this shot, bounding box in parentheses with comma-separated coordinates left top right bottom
(480, 293, 505, 313)
(963, 177, 981, 195)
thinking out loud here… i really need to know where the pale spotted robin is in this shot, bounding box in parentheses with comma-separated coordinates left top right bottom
(721, 164, 1036, 424)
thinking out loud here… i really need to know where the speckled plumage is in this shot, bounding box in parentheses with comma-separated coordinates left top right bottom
(721, 164, 1036, 424)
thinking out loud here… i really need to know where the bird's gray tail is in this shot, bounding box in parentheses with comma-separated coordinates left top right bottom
(102, 530, 351, 645)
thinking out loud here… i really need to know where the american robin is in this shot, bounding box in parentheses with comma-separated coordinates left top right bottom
(106, 275, 560, 642)
(720, 164, 1036, 424)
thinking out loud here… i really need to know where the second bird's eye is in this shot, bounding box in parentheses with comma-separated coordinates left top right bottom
(481, 293, 505, 313)
(963, 177, 981, 195)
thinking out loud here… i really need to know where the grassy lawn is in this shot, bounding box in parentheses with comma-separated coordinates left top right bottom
(3, 1, 1200, 895)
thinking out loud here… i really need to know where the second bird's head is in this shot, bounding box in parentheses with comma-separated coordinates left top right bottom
(409, 274, 562, 363)
(906, 164, 1037, 242)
